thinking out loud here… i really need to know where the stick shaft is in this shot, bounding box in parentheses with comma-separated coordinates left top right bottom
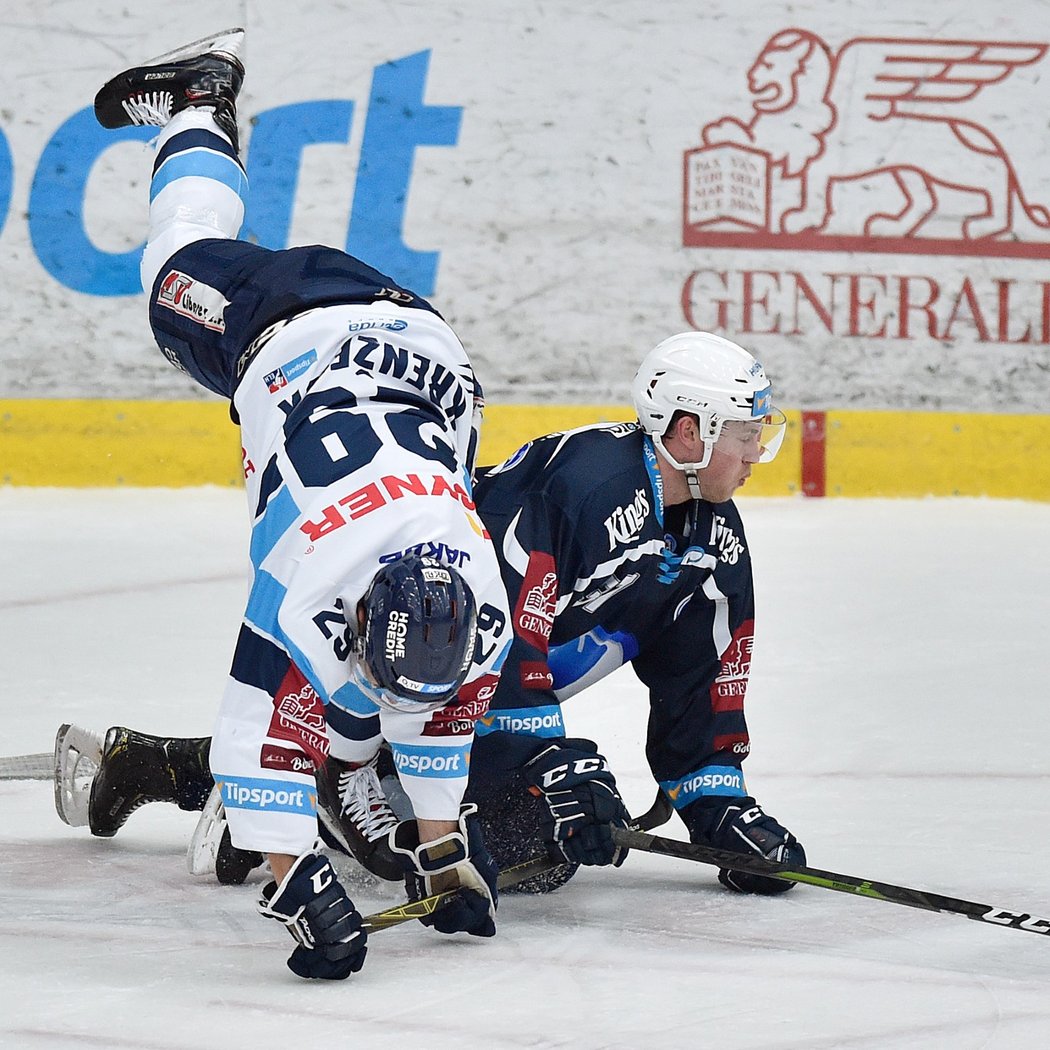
(0, 753, 53, 780)
(612, 827, 1050, 939)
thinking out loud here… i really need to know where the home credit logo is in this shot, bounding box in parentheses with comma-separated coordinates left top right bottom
(681, 31, 1050, 339)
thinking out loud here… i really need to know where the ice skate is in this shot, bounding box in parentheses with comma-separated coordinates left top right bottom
(187, 784, 265, 885)
(317, 753, 403, 881)
(54, 723, 103, 827)
(87, 727, 212, 837)
(94, 27, 245, 148)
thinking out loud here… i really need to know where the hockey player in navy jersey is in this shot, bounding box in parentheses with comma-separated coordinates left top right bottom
(81, 27, 512, 980)
(465, 331, 805, 894)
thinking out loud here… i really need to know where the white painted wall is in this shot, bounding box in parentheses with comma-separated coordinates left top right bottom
(2, 0, 1048, 410)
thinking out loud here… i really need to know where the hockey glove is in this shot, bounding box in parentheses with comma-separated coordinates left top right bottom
(686, 796, 805, 895)
(389, 803, 498, 937)
(257, 847, 368, 979)
(523, 738, 630, 867)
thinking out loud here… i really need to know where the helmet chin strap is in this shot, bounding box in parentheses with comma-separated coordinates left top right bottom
(652, 433, 712, 502)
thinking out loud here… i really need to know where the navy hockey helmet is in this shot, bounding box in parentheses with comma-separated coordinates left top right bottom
(357, 555, 479, 712)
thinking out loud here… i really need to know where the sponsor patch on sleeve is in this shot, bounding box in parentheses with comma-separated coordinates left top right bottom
(520, 661, 554, 690)
(214, 774, 317, 815)
(659, 764, 746, 808)
(514, 551, 557, 652)
(474, 704, 564, 738)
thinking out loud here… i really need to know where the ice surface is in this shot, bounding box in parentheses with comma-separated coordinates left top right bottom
(2, 489, 1050, 1049)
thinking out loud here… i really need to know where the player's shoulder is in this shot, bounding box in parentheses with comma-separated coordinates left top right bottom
(478, 421, 644, 498)
(541, 420, 644, 476)
(538, 421, 648, 505)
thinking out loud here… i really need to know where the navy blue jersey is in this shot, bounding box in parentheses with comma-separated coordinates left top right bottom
(148, 239, 439, 400)
(469, 422, 757, 818)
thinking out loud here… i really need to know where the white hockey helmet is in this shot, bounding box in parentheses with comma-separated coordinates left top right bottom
(631, 331, 785, 473)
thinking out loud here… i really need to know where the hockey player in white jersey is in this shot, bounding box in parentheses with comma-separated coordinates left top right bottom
(89, 27, 511, 980)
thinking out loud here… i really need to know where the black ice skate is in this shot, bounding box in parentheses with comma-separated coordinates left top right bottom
(93, 27, 245, 149)
(316, 753, 403, 881)
(88, 726, 213, 837)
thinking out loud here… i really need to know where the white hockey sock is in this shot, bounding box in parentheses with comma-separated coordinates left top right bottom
(140, 108, 248, 292)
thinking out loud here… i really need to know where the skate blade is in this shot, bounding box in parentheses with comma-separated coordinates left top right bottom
(187, 784, 225, 875)
(142, 27, 245, 68)
(53, 723, 103, 827)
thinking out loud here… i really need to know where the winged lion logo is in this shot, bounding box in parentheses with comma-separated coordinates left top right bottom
(685, 30, 1050, 253)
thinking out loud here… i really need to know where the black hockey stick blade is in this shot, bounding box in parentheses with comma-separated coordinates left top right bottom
(612, 826, 1050, 939)
(363, 791, 675, 933)
(630, 787, 674, 833)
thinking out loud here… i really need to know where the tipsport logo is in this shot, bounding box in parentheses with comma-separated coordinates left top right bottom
(5, 50, 460, 299)
(661, 766, 746, 807)
(264, 349, 317, 393)
(217, 775, 317, 815)
(475, 705, 564, 737)
(390, 742, 471, 777)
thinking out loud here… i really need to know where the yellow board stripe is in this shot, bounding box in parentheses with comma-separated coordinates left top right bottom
(2, 399, 1048, 501)
(0, 399, 244, 488)
(824, 410, 1050, 501)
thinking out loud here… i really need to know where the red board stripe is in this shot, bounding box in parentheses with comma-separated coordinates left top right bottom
(801, 410, 827, 498)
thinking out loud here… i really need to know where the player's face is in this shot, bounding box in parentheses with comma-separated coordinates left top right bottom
(700, 420, 765, 501)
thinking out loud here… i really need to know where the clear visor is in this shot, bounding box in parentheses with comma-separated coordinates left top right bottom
(714, 408, 787, 463)
(350, 661, 450, 715)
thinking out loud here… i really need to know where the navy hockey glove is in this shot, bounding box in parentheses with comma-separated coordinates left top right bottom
(389, 803, 499, 937)
(686, 796, 805, 895)
(523, 738, 630, 867)
(257, 848, 368, 979)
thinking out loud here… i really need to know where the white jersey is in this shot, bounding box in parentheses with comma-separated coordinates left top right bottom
(209, 303, 510, 856)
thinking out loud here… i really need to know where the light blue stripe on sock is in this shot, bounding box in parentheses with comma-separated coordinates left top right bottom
(149, 148, 248, 203)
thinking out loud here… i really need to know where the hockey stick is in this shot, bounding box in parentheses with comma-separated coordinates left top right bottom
(362, 854, 556, 931)
(0, 753, 54, 780)
(611, 826, 1050, 940)
(362, 789, 675, 933)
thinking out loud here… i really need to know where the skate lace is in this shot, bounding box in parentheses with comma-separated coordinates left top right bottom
(338, 762, 399, 842)
(121, 92, 175, 126)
